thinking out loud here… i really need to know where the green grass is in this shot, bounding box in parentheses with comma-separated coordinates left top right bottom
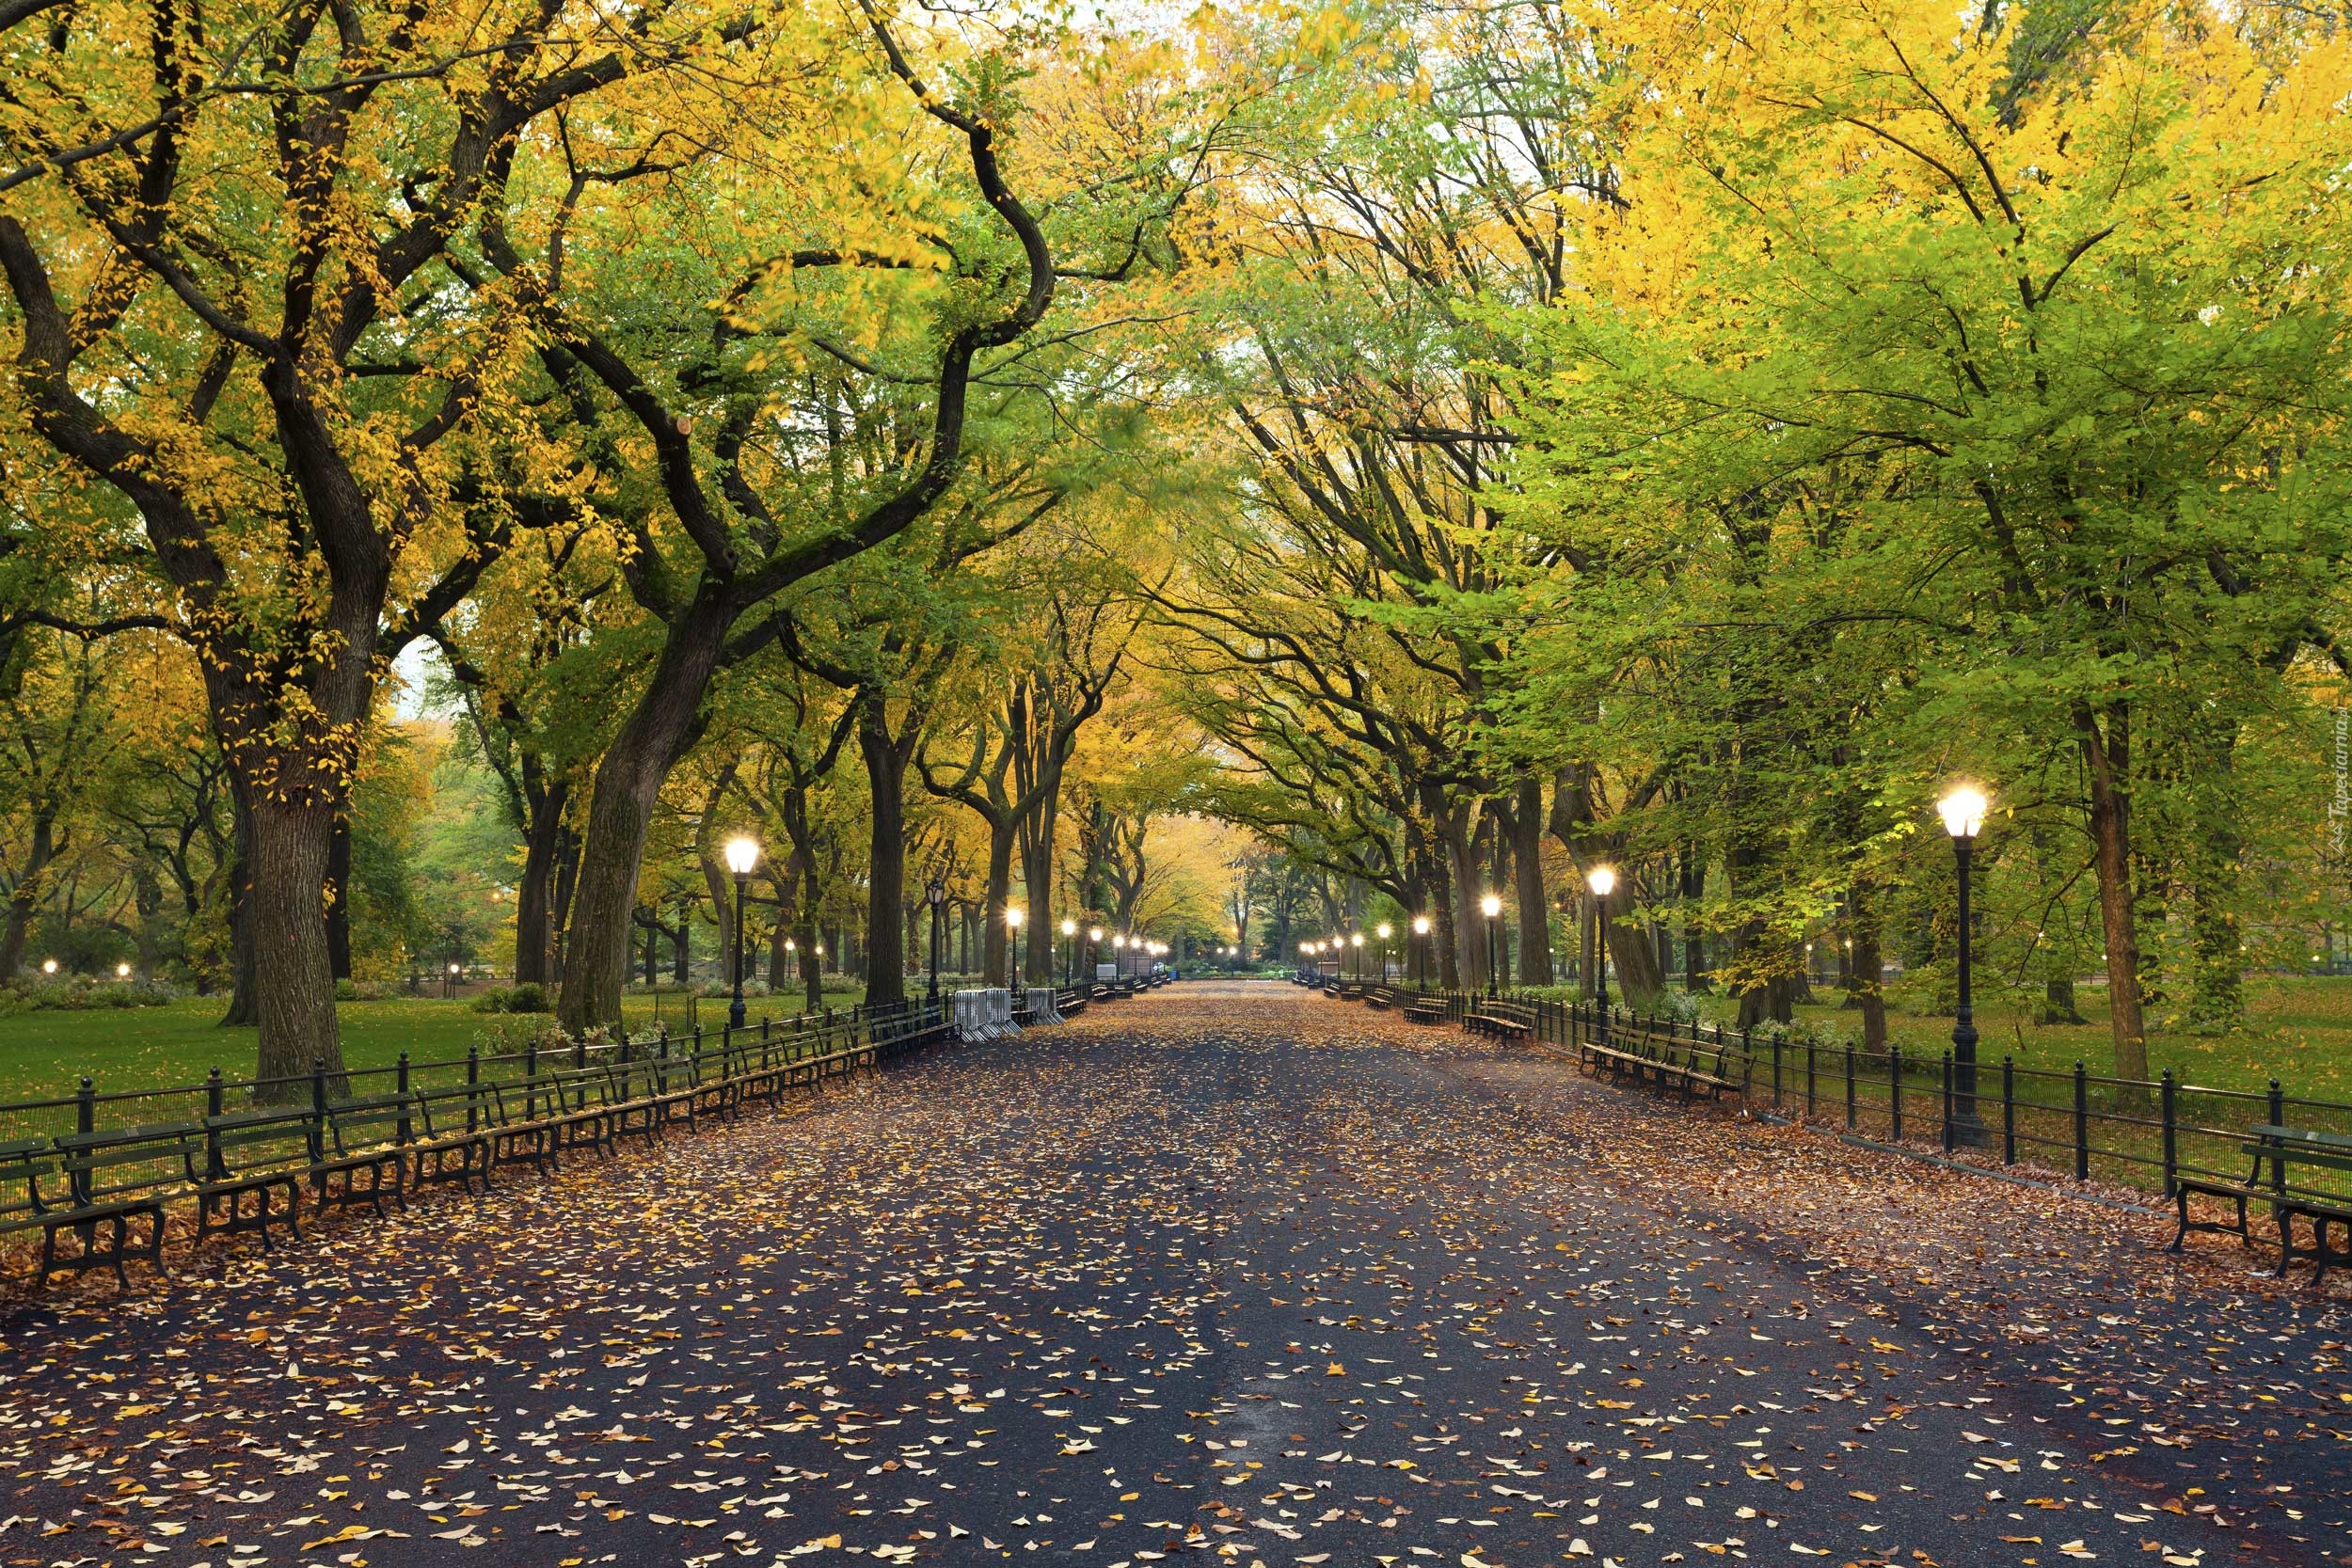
(1679, 974, 2352, 1104)
(0, 985, 873, 1109)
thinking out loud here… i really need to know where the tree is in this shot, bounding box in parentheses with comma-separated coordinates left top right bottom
(1502, 0, 2352, 1069)
(0, 0, 762, 1084)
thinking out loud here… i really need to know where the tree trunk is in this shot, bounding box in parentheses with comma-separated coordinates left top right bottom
(982, 820, 1014, 988)
(326, 813, 353, 982)
(799, 853, 824, 1012)
(1510, 773, 1552, 985)
(1606, 905, 1665, 1003)
(1439, 804, 1486, 990)
(514, 781, 569, 987)
(860, 699, 911, 1009)
(1680, 842, 1708, 990)
(766, 869, 797, 987)
(558, 595, 731, 1033)
(2184, 720, 2246, 1035)
(247, 796, 343, 1100)
(549, 826, 579, 984)
(2042, 976, 2087, 1024)
(220, 779, 261, 1027)
(2078, 704, 2150, 1082)
(1847, 877, 1888, 1051)
(1020, 791, 1059, 986)
(0, 812, 56, 978)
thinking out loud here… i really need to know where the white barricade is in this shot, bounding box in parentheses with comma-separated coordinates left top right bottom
(952, 988, 1023, 1041)
(1025, 985, 1063, 1024)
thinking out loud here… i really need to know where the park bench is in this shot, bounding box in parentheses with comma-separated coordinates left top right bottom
(2174, 1124, 2352, 1282)
(407, 1083, 498, 1195)
(1362, 987, 1395, 1011)
(723, 1030, 796, 1114)
(509, 1065, 621, 1170)
(315, 1093, 413, 1218)
(1464, 1000, 1536, 1044)
(1, 1134, 170, 1288)
(626, 1043, 715, 1142)
(1402, 996, 1446, 1025)
(192, 1105, 311, 1250)
(1579, 1024, 1733, 1102)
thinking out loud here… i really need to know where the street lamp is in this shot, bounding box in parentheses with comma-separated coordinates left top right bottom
(724, 836, 760, 1029)
(1060, 917, 1077, 984)
(1376, 922, 1392, 984)
(1480, 894, 1502, 996)
(1587, 866, 1617, 1040)
(1938, 784, 1990, 1148)
(1088, 926, 1103, 983)
(1006, 906, 1025, 991)
(1350, 931, 1364, 983)
(1411, 914, 1430, 990)
(40, 958, 56, 976)
(925, 877, 947, 1003)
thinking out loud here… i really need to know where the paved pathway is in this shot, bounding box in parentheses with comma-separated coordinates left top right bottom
(2, 984, 2347, 1568)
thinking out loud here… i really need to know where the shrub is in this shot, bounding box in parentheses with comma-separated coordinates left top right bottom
(6, 976, 184, 1010)
(469, 983, 551, 1015)
(335, 978, 361, 1001)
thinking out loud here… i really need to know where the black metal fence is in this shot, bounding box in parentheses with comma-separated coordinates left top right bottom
(0, 997, 961, 1285)
(1412, 990, 2352, 1212)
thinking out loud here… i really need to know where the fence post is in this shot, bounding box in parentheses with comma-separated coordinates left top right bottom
(466, 1044, 481, 1133)
(310, 1056, 328, 1162)
(206, 1067, 227, 1179)
(2160, 1069, 2178, 1200)
(576, 1027, 587, 1069)
(71, 1075, 95, 1206)
(2267, 1071, 2286, 1194)
(1740, 1026, 1753, 1098)
(526, 1035, 539, 1120)
(2001, 1055, 2015, 1165)
(1940, 1050, 1955, 1155)
(1890, 1045, 1903, 1142)
(396, 1052, 412, 1147)
(2073, 1061, 2090, 1180)
(1804, 1039, 1817, 1119)
(1844, 1044, 1856, 1130)
(1772, 1033, 1783, 1110)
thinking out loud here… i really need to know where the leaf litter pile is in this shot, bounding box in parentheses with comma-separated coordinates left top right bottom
(0, 982, 2345, 1568)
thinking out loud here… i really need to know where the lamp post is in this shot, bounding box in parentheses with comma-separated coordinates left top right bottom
(723, 836, 760, 1028)
(1480, 895, 1502, 996)
(1089, 927, 1103, 983)
(1007, 906, 1025, 993)
(1938, 784, 1990, 1147)
(1376, 922, 1393, 984)
(1060, 918, 1076, 985)
(1411, 914, 1430, 990)
(1587, 866, 1616, 1042)
(925, 877, 947, 1003)
(1350, 931, 1364, 984)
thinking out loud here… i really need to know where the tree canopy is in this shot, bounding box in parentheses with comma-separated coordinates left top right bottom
(7, 0, 2351, 1087)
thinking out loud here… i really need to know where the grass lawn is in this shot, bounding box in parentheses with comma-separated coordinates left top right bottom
(1685, 974, 2352, 1104)
(0, 983, 873, 1112)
